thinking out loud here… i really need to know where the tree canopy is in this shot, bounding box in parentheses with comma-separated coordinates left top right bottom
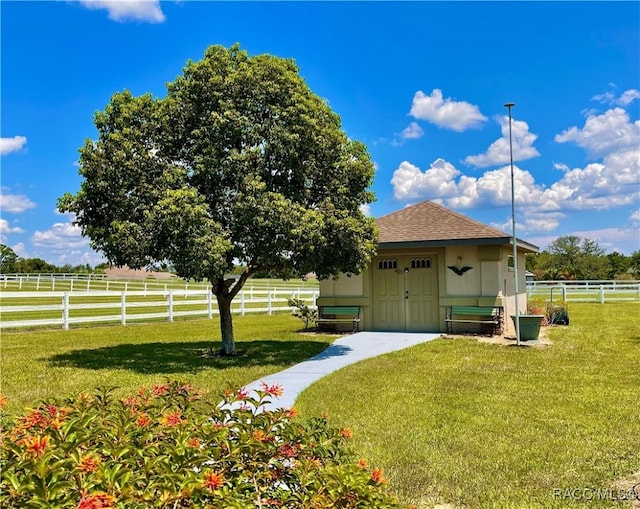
(59, 44, 378, 355)
(526, 235, 638, 281)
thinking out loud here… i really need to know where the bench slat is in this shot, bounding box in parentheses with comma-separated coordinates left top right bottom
(320, 306, 360, 315)
(449, 306, 499, 316)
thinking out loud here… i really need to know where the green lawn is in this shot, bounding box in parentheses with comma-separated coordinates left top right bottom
(296, 302, 640, 509)
(0, 313, 337, 415)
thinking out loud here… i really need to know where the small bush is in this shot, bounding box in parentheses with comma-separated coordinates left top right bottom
(526, 299, 569, 326)
(0, 381, 404, 508)
(287, 298, 318, 331)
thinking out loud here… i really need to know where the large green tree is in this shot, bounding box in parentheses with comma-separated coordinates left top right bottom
(0, 244, 19, 273)
(534, 235, 608, 280)
(59, 45, 378, 355)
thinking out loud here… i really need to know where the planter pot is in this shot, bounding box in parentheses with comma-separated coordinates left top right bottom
(510, 314, 544, 341)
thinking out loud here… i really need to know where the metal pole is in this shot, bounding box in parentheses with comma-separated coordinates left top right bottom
(505, 102, 520, 346)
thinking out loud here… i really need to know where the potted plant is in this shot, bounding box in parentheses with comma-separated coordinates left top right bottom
(511, 299, 546, 341)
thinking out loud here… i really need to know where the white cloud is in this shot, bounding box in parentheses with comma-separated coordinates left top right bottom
(359, 203, 371, 216)
(390, 154, 640, 236)
(0, 219, 24, 235)
(53, 249, 106, 267)
(12, 242, 27, 258)
(0, 136, 27, 156)
(554, 108, 640, 205)
(391, 159, 461, 201)
(409, 89, 487, 131)
(630, 209, 640, 228)
(592, 87, 640, 107)
(400, 122, 424, 140)
(78, 0, 165, 23)
(0, 190, 37, 213)
(555, 107, 640, 157)
(464, 116, 540, 167)
(32, 222, 89, 249)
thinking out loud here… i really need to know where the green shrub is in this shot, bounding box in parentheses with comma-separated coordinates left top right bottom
(287, 298, 318, 331)
(0, 381, 404, 508)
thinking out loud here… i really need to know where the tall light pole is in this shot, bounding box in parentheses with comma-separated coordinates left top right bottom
(505, 102, 521, 346)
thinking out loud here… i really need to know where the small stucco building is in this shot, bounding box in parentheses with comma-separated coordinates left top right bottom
(317, 200, 539, 334)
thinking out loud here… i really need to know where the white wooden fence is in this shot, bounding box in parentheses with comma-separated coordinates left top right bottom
(0, 273, 317, 293)
(0, 288, 319, 330)
(526, 280, 640, 303)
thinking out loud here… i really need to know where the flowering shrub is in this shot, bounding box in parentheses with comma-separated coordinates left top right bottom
(0, 381, 404, 508)
(526, 299, 569, 326)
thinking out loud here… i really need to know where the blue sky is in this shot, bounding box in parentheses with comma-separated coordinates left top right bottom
(2, 1, 639, 267)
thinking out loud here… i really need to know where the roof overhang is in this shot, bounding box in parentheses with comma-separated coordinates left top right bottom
(378, 237, 539, 253)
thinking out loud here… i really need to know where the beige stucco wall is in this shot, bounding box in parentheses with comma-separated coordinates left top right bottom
(499, 249, 528, 335)
(318, 244, 531, 334)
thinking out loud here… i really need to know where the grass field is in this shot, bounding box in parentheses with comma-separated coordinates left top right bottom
(296, 302, 640, 509)
(3, 302, 638, 508)
(0, 313, 337, 415)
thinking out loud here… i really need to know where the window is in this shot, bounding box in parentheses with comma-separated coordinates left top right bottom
(378, 259, 397, 270)
(410, 258, 431, 269)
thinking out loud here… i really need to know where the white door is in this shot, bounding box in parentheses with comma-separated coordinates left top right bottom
(372, 256, 438, 331)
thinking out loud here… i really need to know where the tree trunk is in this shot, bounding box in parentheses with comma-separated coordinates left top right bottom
(210, 270, 254, 356)
(215, 291, 236, 356)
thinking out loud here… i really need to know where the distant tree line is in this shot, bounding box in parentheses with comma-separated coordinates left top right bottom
(526, 235, 640, 281)
(0, 244, 108, 274)
(3, 236, 639, 281)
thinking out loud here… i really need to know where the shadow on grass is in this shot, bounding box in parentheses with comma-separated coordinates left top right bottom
(47, 340, 338, 374)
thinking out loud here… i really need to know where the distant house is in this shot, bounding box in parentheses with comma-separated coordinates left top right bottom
(317, 200, 538, 334)
(104, 266, 175, 280)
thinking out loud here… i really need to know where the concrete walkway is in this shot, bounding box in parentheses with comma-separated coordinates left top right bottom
(243, 331, 440, 410)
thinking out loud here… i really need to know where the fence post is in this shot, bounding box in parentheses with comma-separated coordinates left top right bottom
(19, 277, 23, 290)
(63, 293, 70, 330)
(267, 290, 272, 315)
(106, 280, 110, 292)
(240, 291, 245, 316)
(168, 290, 174, 322)
(207, 291, 213, 319)
(599, 285, 605, 304)
(121, 292, 127, 325)
(86, 277, 90, 291)
(125, 281, 128, 293)
(70, 279, 74, 292)
(144, 282, 147, 297)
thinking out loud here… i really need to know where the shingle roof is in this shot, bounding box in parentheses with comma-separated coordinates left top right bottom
(375, 200, 538, 252)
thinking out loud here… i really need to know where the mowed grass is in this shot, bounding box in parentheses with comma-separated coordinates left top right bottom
(296, 302, 640, 509)
(1, 313, 337, 415)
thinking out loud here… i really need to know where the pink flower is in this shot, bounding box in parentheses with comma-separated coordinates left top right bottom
(160, 410, 183, 427)
(21, 434, 50, 458)
(77, 491, 116, 509)
(260, 382, 284, 398)
(202, 471, 224, 490)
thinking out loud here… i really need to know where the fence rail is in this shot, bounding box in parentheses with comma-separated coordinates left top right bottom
(526, 280, 640, 303)
(0, 288, 319, 330)
(0, 273, 318, 294)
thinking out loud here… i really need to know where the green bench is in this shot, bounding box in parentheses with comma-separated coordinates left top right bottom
(446, 306, 503, 335)
(317, 306, 361, 333)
